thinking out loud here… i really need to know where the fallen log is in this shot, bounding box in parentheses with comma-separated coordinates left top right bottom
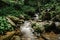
(0, 31, 15, 40)
(7, 15, 20, 21)
(6, 17, 16, 26)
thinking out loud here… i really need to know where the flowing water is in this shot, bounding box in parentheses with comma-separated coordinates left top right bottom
(20, 21, 36, 40)
(33, 13, 39, 21)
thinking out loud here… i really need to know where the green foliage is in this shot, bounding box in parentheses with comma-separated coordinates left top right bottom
(0, 0, 60, 19)
(22, 5, 36, 12)
(0, 6, 22, 16)
(32, 23, 45, 33)
(2, 0, 24, 5)
(0, 16, 14, 34)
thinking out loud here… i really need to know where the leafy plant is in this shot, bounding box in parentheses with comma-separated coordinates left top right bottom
(32, 23, 45, 33)
(0, 16, 14, 34)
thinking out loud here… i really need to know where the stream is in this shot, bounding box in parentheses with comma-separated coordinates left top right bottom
(20, 21, 36, 40)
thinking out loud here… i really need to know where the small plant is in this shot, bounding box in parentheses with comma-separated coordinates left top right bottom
(32, 23, 45, 33)
(0, 16, 14, 34)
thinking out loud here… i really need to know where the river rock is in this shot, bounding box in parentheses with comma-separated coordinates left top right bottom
(11, 35, 21, 40)
(19, 15, 25, 19)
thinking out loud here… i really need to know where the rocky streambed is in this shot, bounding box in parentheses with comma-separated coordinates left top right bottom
(0, 15, 60, 40)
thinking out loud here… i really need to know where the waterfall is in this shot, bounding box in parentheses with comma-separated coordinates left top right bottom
(33, 13, 39, 21)
(20, 21, 35, 40)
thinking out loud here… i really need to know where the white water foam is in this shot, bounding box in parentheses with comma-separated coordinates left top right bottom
(20, 21, 35, 40)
